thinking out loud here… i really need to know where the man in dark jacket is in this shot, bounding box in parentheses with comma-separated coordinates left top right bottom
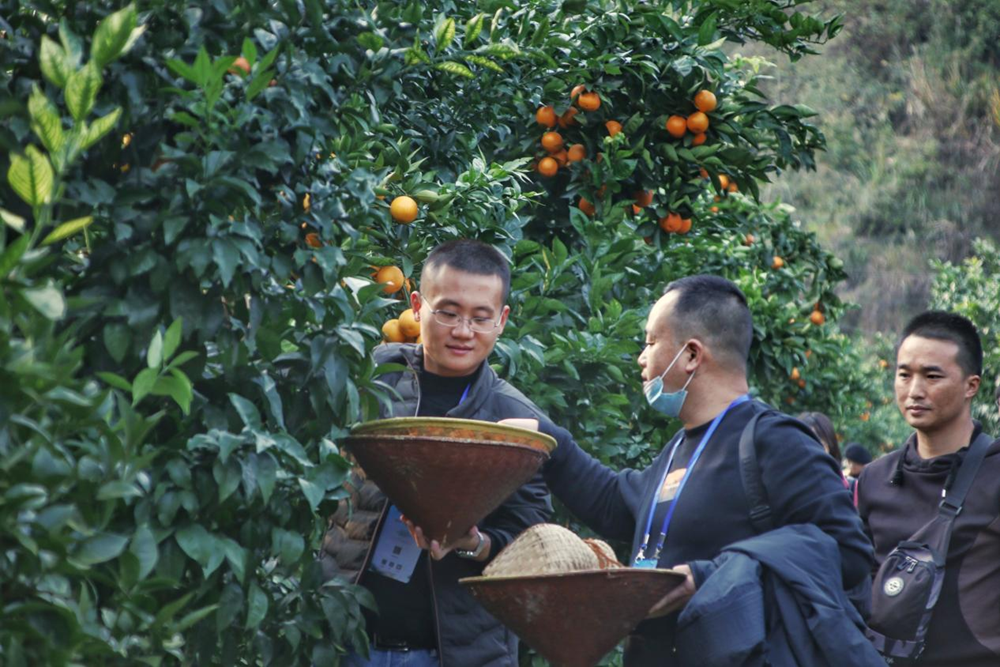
(320, 240, 552, 667)
(525, 275, 871, 666)
(857, 311, 1000, 666)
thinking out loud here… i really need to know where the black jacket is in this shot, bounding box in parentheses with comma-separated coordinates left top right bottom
(540, 399, 872, 666)
(320, 343, 552, 666)
(679, 525, 885, 666)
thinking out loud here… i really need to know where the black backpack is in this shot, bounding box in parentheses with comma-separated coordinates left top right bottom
(737, 407, 872, 618)
(864, 432, 992, 663)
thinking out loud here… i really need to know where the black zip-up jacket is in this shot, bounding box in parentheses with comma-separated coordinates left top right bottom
(857, 424, 1000, 667)
(320, 343, 552, 666)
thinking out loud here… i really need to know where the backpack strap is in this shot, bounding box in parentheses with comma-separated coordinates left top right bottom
(938, 432, 992, 519)
(738, 407, 776, 534)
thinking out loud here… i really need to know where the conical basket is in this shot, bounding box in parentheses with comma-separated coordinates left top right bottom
(344, 418, 556, 546)
(461, 568, 687, 667)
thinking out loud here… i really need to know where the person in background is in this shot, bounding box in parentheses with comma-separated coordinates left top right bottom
(798, 411, 844, 463)
(842, 443, 872, 494)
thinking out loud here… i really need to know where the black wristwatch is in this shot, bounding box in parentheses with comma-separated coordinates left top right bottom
(455, 531, 488, 559)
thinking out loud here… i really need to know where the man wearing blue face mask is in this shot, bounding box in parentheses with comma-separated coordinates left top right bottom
(513, 275, 872, 666)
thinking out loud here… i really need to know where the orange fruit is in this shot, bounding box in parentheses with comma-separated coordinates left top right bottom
(398, 308, 421, 338)
(578, 92, 601, 111)
(744, 233, 754, 245)
(390, 196, 419, 224)
(678, 218, 692, 234)
(632, 204, 642, 215)
(541, 131, 564, 153)
(553, 149, 569, 166)
(798, 379, 807, 389)
(567, 144, 586, 162)
(860, 411, 871, 422)
(596, 184, 607, 198)
(790, 367, 801, 381)
(305, 233, 322, 248)
(382, 319, 406, 343)
(538, 157, 559, 177)
(596, 152, 604, 163)
(536, 106, 557, 127)
(666, 115, 687, 138)
(727, 182, 738, 193)
(805, 349, 813, 359)
(699, 167, 709, 179)
(634, 191, 654, 208)
(570, 84, 587, 100)
(710, 206, 719, 213)
(659, 213, 683, 233)
(687, 111, 709, 134)
(810, 310, 826, 325)
(691, 132, 707, 146)
(718, 174, 730, 190)
(558, 107, 578, 127)
(229, 56, 250, 75)
(375, 265, 405, 294)
(771, 256, 785, 270)
(578, 197, 596, 216)
(605, 120, 622, 136)
(302, 193, 311, 212)
(878, 359, 889, 369)
(694, 90, 717, 112)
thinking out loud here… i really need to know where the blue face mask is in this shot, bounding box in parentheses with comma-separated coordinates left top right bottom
(643, 344, 696, 418)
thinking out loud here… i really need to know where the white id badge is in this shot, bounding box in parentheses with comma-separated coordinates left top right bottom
(368, 504, 422, 584)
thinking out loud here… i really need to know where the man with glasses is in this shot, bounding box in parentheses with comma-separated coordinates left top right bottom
(320, 239, 552, 667)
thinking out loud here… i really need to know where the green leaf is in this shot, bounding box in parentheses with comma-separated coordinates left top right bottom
(214, 458, 242, 503)
(271, 528, 305, 565)
(176, 604, 219, 632)
(464, 13, 485, 48)
(163, 318, 183, 361)
(76, 533, 129, 565)
(41, 216, 93, 245)
(102, 323, 131, 363)
(97, 480, 143, 500)
(0, 208, 26, 233)
(213, 239, 240, 288)
(130, 526, 158, 580)
(80, 107, 122, 150)
(152, 370, 193, 415)
(28, 85, 65, 155)
(23, 283, 66, 320)
(257, 453, 277, 504)
(0, 234, 30, 278)
(59, 19, 84, 67)
(39, 36, 72, 88)
(8, 145, 54, 207)
(464, 55, 503, 73)
(435, 17, 456, 53)
(147, 330, 164, 369)
(97, 371, 132, 391)
(698, 12, 718, 46)
(245, 581, 268, 630)
(65, 62, 103, 122)
(435, 61, 474, 78)
(92, 3, 138, 66)
(357, 32, 384, 51)
(132, 367, 158, 404)
(229, 394, 262, 430)
(246, 70, 273, 102)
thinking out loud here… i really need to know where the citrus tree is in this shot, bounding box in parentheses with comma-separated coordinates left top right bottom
(3, 0, 874, 665)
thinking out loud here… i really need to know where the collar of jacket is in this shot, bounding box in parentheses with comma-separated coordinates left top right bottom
(376, 343, 497, 419)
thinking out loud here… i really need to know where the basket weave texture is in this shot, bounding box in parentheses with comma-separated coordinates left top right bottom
(485, 524, 622, 577)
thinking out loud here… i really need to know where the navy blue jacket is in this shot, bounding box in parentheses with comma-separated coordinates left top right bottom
(540, 399, 872, 665)
(679, 525, 885, 666)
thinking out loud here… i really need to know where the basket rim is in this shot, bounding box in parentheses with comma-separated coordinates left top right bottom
(349, 417, 557, 453)
(459, 567, 687, 585)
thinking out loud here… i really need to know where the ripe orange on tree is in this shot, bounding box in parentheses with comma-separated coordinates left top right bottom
(634, 191, 654, 208)
(567, 144, 586, 162)
(699, 167, 709, 179)
(538, 157, 559, 177)
(570, 84, 587, 100)
(399, 309, 421, 338)
(382, 319, 406, 343)
(678, 218, 692, 234)
(790, 367, 801, 381)
(229, 56, 250, 75)
(687, 111, 709, 134)
(605, 120, 622, 136)
(632, 204, 642, 215)
(578, 92, 601, 111)
(771, 256, 785, 270)
(694, 90, 717, 113)
(390, 196, 419, 224)
(559, 107, 578, 127)
(536, 106, 557, 127)
(691, 133, 707, 146)
(375, 265, 405, 294)
(666, 115, 687, 139)
(305, 233, 322, 248)
(798, 379, 807, 389)
(659, 213, 683, 233)
(743, 233, 755, 245)
(578, 197, 596, 216)
(541, 131, 564, 153)
(727, 182, 739, 193)
(810, 309, 826, 325)
(718, 174, 730, 190)
(552, 149, 569, 166)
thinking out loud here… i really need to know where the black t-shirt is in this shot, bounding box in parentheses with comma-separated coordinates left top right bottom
(362, 364, 480, 648)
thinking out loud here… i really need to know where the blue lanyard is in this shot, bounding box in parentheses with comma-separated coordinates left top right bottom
(634, 394, 749, 565)
(459, 383, 471, 406)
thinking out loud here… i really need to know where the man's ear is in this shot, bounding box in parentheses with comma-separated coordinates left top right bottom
(411, 291, 422, 319)
(966, 374, 981, 399)
(496, 305, 511, 333)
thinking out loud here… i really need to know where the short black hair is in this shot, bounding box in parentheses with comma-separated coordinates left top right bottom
(421, 239, 511, 303)
(662, 275, 753, 368)
(843, 443, 873, 465)
(798, 411, 841, 461)
(897, 310, 982, 377)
